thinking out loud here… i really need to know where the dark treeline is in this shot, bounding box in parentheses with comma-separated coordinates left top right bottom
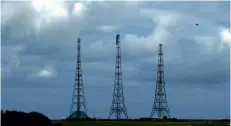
(1, 110, 229, 126)
(1, 110, 63, 126)
(65, 117, 179, 122)
(66, 117, 230, 122)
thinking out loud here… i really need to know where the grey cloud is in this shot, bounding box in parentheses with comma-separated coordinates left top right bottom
(130, 39, 229, 87)
(144, 1, 230, 27)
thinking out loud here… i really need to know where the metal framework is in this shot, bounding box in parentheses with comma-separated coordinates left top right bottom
(108, 34, 128, 119)
(68, 38, 88, 119)
(150, 44, 171, 119)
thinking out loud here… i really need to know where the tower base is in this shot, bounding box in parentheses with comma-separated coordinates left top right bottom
(67, 111, 90, 120)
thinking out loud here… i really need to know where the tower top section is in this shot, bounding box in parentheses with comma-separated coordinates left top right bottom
(158, 44, 163, 54)
(78, 38, 81, 43)
(116, 34, 120, 45)
(116, 34, 120, 40)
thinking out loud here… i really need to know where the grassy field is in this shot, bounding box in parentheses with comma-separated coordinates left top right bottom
(54, 120, 229, 126)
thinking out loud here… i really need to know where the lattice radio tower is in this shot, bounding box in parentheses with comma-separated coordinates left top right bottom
(108, 34, 128, 119)
(68, 38, 88, 119)
(150, 44, 171, 119)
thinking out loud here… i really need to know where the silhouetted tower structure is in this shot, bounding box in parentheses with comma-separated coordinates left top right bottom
(68, 38, 88, 119)
(150, 44, 171, 119)
(108, 34, 128, 119)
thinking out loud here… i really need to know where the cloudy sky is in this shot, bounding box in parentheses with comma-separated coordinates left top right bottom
(1, 1, 230, 119)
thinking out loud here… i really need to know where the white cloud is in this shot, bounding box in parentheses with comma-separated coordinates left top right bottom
(219, 27, 230, 45)
(139, 8, 183, 27)
(122, 8, 182, 56)
(24, 65, 56, 80)
(194, 27, 230, 52)
(97, 25, 118, 32)
(125, 0, 143, 5)
(122, 7, 230, 58)
(32, 0, 68, 17)
(37, 65, 56, 78)
(72, 2, 86, 17)
(31, 0, 69, 33)
(2, 0, 72, 36)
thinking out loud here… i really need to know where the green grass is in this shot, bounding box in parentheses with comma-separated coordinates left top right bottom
(54, 121, 229, 126)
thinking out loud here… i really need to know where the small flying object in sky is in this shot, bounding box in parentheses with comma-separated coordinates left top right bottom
(196, 23, 199, 26)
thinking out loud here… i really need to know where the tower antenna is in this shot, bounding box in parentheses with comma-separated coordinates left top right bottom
(150, 44, 171, 119)
(108, 34, 128, 119)
(68, 38, 89, 119)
